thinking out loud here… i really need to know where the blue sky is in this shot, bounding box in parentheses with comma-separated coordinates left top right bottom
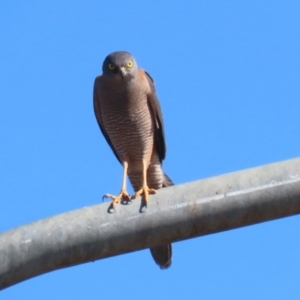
(1, 1, 300, 299)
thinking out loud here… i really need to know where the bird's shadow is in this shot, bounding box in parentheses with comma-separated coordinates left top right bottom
(106, 197, 147, 214)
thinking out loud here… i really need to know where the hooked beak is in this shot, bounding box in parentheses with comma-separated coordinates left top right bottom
(118, 66, 126, 78)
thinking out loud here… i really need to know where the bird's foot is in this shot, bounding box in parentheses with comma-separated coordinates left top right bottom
(103, 190, 131, 207)
(131, 186, 156, 202)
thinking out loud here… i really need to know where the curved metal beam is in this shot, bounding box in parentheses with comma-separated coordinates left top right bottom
(1, 158, 300, 289)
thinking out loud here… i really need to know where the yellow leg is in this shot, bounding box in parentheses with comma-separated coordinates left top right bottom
(131, 160, 156, 202)
(103, 161, 130, 207)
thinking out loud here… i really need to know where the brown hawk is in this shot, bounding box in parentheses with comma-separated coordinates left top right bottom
(93, 51, 173, 269)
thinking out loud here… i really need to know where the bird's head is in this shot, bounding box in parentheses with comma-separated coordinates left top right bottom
(102, 51, 138, 81)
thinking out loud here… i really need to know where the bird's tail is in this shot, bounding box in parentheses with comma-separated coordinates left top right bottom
(150, 172, 173, 269)
(150, 244, 172, 269)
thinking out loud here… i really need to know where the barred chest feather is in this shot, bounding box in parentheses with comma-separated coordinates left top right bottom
(100, 81, 154, 160)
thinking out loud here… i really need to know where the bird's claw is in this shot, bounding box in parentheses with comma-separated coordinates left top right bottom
(102, 191, 131, 207)
(131, 187, 156, 202)
(102, 193, 115, 202)
(107, 202, 117, 213)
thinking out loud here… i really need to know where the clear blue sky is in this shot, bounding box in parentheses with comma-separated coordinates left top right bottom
(1, 1, 300, 299)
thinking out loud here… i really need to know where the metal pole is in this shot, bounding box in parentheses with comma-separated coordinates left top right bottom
(1, 158, 300, 289)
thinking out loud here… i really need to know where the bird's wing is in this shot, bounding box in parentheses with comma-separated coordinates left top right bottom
(144, 70, 167, 162)
(93, 76, 122, 164)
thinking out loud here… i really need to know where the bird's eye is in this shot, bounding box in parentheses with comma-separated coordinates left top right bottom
(108, 63, 115, 70)
(127, 61, 133, 68)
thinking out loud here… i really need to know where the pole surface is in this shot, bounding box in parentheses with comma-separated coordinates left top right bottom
(1, 158, 300, 289)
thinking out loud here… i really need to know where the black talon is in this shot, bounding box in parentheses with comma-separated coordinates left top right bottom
(107, 203, 116, 213)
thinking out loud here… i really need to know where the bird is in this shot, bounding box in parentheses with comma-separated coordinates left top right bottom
(93, 51, 173, 269)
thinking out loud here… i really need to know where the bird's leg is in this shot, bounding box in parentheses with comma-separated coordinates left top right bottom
(103, 161, 131, 207)
(131, 160, 156, 202)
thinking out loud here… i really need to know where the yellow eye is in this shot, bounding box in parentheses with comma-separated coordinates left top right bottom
(108, 63, 115, 70)
(127, 61, 133, 68)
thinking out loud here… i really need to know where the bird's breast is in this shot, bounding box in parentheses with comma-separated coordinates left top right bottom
(101, 85, 154, 162)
